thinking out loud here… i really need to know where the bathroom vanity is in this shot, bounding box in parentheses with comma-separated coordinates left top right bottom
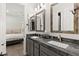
(26, 3, 79, 56)
(26, 34, 79, 56)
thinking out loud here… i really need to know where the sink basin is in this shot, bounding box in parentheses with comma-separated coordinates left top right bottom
(48, 41, 69, 49)
(31, 36, 39, 39)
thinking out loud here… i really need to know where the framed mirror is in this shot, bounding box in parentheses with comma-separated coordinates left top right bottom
(29, 15, 36, 31)
(51, 3, 75, 33)
(36, 10, 45, 32)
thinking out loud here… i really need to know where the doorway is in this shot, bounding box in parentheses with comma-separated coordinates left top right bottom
(6, 3, 25, 56)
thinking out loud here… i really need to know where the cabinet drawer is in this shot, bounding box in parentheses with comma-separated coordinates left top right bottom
(40, 50, 48, 56)
(40, 45, 70, 56)
(40, 45, 59, 56)
(34, 47, 39, 56)
(26, 39, 34, 56)
(29, 40, 33, 56)
(34, 42, 39, 49)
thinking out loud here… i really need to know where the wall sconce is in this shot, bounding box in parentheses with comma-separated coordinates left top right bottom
(35, 8, 38, 12)
(71, 7, 79, 15)
(26, 24, 29, 26)
(40, 3, 45, 8)
(71, 10, 76, 15)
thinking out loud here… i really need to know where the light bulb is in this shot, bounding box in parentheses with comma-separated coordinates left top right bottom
(35, 8, 38, 11)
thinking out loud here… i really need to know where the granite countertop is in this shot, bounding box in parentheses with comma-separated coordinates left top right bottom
(29, 36, 79, 56)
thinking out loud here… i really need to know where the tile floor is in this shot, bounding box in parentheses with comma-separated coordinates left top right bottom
(6, 42, 24, 56)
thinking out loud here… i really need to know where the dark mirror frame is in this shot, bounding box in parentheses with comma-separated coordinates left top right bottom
(36, 10, 45, 32)
(50, 3, 75, 34)
(29, 15, 37, 31)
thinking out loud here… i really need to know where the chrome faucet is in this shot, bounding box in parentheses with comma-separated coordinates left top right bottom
(58, 35, 62, 42)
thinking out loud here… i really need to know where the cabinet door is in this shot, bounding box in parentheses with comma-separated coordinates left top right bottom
(33, 42, 39, 56)
(26, 39, 33, 56)
(40, 50, 48, 56)
(26, 39, 29, 55)
(40, 45, 59, 56)
(40, 45, 70, 56)
(29, 39, 34, 56)
(34, 48, 39, 56)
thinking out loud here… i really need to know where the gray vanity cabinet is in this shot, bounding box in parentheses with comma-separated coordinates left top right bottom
(33, 42, 40, 56)
(29, 39, 34, 56)
(40, 45, 59, 56)
(26, 38, 40, 56)
(26, 37, 70, 56)
(40, 45, 71, 56)
(26, 39, 33, 56)
(40, 50, 48, 56)
(26, 38, 29, 55)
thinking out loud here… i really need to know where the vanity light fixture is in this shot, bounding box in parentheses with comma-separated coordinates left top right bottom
(37, 4, 41, 10)
(26, 24, 29, 26)
(71, 7, 79, 15)
(71, 10, 76, 15)
(40, 3, 46, 8)
(35, 8, 38, 12)
(35, 3, 46, 12)
(40, 3, 45, 8)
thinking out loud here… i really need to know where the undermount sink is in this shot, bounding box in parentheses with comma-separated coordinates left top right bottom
(48, 41, 69, 49)
(31, 36, 39, 39)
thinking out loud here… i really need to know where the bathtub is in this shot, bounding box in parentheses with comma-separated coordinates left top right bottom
(6, 34, 24, 41)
